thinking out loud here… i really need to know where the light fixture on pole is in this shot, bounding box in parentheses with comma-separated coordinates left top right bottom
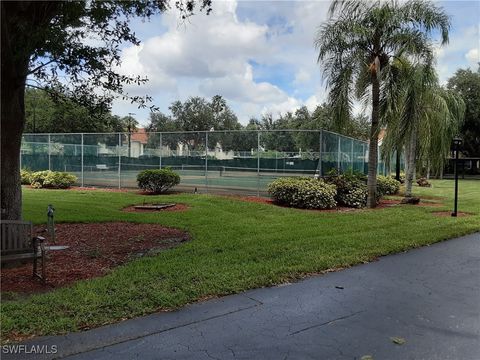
(451, 137, 462, 217)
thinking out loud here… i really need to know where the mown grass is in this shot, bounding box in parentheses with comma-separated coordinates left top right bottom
(1, 180, 479, 340)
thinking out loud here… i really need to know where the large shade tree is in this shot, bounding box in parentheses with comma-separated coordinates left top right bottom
(1, 0, 211, 220)
(447, 67, 480, 157)
(315, 0, 450, 207)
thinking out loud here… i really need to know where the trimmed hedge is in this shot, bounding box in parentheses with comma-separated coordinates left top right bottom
(377, 175, 401, 196)
(137, 168, 180, 194)
(30, 170, 77, 189)
(267, 177, 337, 209)
(325, 174, 368, 208)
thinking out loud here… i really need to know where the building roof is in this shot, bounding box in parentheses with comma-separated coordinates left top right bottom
(130, 128, 148, 144)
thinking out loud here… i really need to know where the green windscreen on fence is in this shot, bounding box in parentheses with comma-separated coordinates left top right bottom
(21, 130, 398, 194)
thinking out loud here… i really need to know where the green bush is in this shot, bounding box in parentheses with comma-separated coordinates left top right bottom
(325, 174, 368, 208)
(21, 169, 32, 185)
(137, 168, 180, 194)
(30, 170, 77, 189)
(377, 175, 401, 196)
(390, 172, 405, 184)
(267, 177, 337, 209)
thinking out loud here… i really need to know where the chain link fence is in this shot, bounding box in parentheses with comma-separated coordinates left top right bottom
(21, 130, 401, 195)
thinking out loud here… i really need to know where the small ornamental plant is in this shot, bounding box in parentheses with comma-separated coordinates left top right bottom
(267, 177, 337, 209)
(137, 168, 180, 194)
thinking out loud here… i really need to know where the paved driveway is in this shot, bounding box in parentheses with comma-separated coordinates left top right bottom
(9, 232, 480, 360)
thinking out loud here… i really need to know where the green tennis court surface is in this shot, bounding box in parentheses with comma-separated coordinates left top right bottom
(73, 166, 318, 192)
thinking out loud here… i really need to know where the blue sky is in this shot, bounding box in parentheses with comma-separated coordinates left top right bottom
(112, 0, 480, 126)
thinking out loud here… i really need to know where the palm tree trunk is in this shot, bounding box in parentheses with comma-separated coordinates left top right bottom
(367, 77, 380, 208)
(404, 129, 417, 197)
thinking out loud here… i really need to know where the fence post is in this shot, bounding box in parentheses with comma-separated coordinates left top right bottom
(48, 134, 51, 170)
(337, 135, 341, 172)
(319, 130, 323, 177)
(363, 143, 367, 175)
(205, 131, 208, 192)
(159, 132, 162, 169)
(257, 131, 260, 197)
(19, 136, 22, 170)
(118, 133, 121, 189)
(81, 133, 84, 187)
(350, 139, 354, 172)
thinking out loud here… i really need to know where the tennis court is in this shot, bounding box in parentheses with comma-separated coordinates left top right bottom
(21, 130, 398, 194)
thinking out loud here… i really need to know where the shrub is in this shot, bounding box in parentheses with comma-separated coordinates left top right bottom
(30, 170, 77, 189)
(137, 168, 180, 194)
(21, 169, 32, 185)
(390, 172, 405, 184)
(325, 174, 368, 208)
(267, 177, 337, 209)
(417, 177, 431, 187)
(377, 175, 401, 196)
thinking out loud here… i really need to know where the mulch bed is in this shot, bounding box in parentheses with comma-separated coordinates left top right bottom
(1, 223, 189, 295)
(122, 204, 189, 212)
(227, 195, 443, 211)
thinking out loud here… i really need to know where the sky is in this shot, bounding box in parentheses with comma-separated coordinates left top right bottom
(111, 0, 480, 126)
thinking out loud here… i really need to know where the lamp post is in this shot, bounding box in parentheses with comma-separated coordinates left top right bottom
(451, 137, 463, 217)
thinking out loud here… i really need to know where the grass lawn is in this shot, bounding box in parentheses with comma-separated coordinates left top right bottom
(1, 180, 479, 341)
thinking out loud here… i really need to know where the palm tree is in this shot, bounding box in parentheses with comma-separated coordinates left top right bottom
(381, 61, 465, 197)
(315, 0, 450, 207)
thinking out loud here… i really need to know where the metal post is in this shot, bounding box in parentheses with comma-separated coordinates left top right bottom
(81, 133, 84, 187)
(350, 139, 354, 173)
(48, 134, 51, 170)
(205, 132, 208, 192)
(318, 130, 323, 177)
(257, 131, 260, 197)
(363, 143, 366, 175)
(19, 136, 22, 170)
(452, 146, 459, 217)
(159, 133, 162, 169)
(118, 133, 121, 189)
(337, 135, 341, 172)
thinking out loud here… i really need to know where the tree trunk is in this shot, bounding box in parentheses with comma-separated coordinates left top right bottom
(367, 77, 380, 208)
(1, 2, 59, 219)
(1, 9, 29, 220)
(395, 147, 401, 181)
(404, 129, 417, 198)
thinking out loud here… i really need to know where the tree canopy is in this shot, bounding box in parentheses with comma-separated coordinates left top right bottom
(315, 0, 450, 207)
(447, 67, 480, 157)
(1, 0, 211, 220)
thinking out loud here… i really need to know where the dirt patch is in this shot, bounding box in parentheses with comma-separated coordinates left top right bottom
(123, 203, 189, 212)
(431, 211, 472, 217)
(1, 223, 189, 295)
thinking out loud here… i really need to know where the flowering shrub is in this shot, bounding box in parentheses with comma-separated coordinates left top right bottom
(21, 169, 32, 185)
(137, 168, 180, 194)
(325, 174, 368, 208)
(377, 175, 401, 196)
(267, 177, 337, 209)
(30, 170, 77, 189)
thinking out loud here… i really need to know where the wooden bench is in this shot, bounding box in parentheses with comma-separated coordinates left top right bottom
(1, 220, 46, 283)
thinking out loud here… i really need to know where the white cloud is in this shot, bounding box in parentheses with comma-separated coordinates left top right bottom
(465, 48, 479, 66)
(110, 0, 478, 125)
